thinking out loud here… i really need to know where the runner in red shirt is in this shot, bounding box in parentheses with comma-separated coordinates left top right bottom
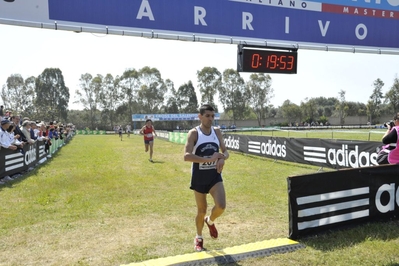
(139, 119, 157, 162)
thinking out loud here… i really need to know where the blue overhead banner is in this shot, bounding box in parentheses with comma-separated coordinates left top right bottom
(1, 0, 399, 50)
(132, 113, 221, 122)
(47, 0, 399, 49)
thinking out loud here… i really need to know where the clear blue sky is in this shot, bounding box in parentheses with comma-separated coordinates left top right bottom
(1, 23, 399, 111)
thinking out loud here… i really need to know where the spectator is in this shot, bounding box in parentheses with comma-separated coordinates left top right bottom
(381, 114, 399, 164)
(36, 123, 49, 142)
(48, 126, 55, 140)
(126, 124, 131, 138)
(59, 125, 65, 140)
(4, 110, 11, 119)
(46, 125, 56, 157)
(53, 125, 59, 140)
(10, 115, 27, 143)
(118, 125, 123, 141)
(30, 121, 38, 140)
(20, 120, 35, 144)
(0, 119, 20, 184)
(6, 122, 24, 153)
(0, 119, 18, 151)
(0, 105, 3, 119)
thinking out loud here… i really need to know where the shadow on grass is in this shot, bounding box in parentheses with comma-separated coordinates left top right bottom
(236, 152, 332, 172)
(299, 219, 399, 251)
(0, 152, 58, 190)
(149, 160, 165, 164)
(218, 263, 243, 266)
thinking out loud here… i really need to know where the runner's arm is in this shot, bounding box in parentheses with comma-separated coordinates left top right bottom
(139, 126, 145, 135)
(215, 127, 229, 160)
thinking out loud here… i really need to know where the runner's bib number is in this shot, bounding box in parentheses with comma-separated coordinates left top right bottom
(199, 156, 217, 170)
(146, 133, 153, 138)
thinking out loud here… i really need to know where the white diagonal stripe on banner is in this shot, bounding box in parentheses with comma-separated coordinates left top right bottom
(298, 198, 369, 217)
(297, 209, 369, 230)
(5, 158, 24, 165)
(248, 141, 260, 154)
(6, 163, 24, 171)
(304, 146, 326, 152)
(304, 151, 326, 158)
(5, 153, 23, 159)
(296, 187, 369, 205)
(248, 145, 260, 150)
(304, 157, 327, 163)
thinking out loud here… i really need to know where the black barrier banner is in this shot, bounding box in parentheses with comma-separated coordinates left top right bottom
(223, 134, 381, 169)
(0, 141, 47, 178)
(288, 164, 399, 239)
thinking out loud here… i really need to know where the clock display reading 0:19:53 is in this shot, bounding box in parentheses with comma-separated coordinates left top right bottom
(243, 49, 298, 74)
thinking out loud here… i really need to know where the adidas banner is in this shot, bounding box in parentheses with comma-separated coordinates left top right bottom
(0, 140, 48, 178)
(223, 134, 381, 169)
(288, 165, 399, 239)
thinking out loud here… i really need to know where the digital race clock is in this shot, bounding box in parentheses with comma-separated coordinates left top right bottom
(237, 45, 298, 74)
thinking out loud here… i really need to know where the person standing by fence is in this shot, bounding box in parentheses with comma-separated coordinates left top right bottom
(381, 113, 399, 164)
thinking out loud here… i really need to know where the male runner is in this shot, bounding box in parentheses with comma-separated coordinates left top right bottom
(184, 104, 229, 252)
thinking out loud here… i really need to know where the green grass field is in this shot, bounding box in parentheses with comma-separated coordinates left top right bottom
(0, 133, 398, 266)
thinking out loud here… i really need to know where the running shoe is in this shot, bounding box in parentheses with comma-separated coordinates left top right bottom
(204, 216, 218, 239)
(194, 237, 205, 252)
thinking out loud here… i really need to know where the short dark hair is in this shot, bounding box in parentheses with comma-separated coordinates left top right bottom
(199, 104, 215, 115)
(145, 119, 152, 123)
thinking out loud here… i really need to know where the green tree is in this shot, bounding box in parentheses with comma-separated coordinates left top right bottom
(335, 90, 349, 125)
(100, 74, 121, 130)
(35, 68, 69, 122)
(176, 81, 198, 113)
(197, 67, 221, 111)
(280, 100, 302, 125)
(384, 76, 399, 114)
(1, 74, 35, 116)
(300, 98, 318, 123)
(311, 97, 338, 117)
(164, 79, 179, 113)
(219, 69, 248, 123)
(367, 78, 384, 124)
(24, 76, 37, 118)
(120, 69, 139, 122)
(75, 73, 101, 129)
(246, 73, 274, 126)
(137, 67, 166, 113)
(161, 79, 180, 130)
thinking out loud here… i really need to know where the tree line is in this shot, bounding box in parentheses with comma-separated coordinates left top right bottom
(1, 67, 399, 130)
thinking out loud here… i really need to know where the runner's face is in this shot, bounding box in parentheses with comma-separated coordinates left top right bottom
(200, 111, 215, 128)
(146, 121, 152, 127)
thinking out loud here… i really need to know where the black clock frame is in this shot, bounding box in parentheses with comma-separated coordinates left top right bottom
(237, 44, 298, 74)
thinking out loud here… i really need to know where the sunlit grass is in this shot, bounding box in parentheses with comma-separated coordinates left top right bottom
(0, 133, 397, 266)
